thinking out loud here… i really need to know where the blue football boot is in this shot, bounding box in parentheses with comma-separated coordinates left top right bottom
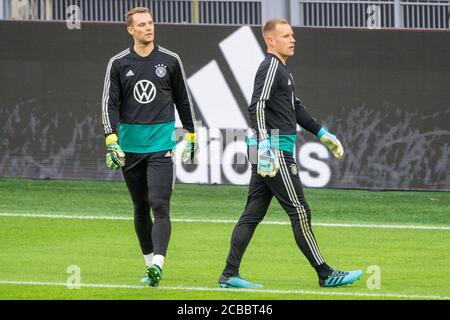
(218, 274, 263, 289)
(319, 269, 363, 287)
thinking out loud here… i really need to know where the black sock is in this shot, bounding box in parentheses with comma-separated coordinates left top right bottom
(222, 263, 239, 278)
(314, 263, 332, 279)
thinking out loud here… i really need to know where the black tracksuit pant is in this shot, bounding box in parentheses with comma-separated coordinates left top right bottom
(224, 149, 326, 276)
(121, 151, 175, 257)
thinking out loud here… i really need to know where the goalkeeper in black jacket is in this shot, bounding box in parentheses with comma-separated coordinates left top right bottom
(101, 7, 198, 287)
(218, 18, 363, 289)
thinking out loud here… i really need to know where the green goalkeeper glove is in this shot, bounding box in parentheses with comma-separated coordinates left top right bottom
(317, 126, 344, 159)
(181, 132, 199, 164)
(105, 133, 125, 170)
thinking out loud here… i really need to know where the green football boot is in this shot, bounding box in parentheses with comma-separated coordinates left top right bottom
(140, 265, 162, 287)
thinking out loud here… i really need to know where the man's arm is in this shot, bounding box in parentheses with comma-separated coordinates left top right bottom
(295, 97, 344, 159)
(249, 58, 279, 141)
(101, 59, 125, 169)
(172, 56, 199, 163)
(102, 59, 121, 136)
(294, 97, 322, 135)
(249, 58, 280, 177)
(172, 57, 196, 134)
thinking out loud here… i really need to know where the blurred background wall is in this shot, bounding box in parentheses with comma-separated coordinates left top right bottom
(0, 0, 449, 190)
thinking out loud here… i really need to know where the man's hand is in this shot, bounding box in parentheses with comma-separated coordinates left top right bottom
(317, 126, 344, 159)
(181, 132, 199, 164)
(257, 139, 279, 177)
(105, 133, 125, 170)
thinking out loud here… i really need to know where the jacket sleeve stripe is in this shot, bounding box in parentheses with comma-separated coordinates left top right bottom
(256, 58, 278, 140)
(158, 46, 197, 131)
(101, 48, 130, 135)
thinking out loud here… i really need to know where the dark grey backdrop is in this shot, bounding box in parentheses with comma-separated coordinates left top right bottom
(0, 21, 449, 190)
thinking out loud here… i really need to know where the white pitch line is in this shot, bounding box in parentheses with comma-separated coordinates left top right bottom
(0, 212, 449, 231)
(0, 280, 448, 300)
(0, 213, 132, 221)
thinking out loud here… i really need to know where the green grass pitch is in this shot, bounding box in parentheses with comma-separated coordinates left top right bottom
(0, 178, 449, 300)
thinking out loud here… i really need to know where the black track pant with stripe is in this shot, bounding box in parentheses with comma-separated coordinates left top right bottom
(224, 150, 326, 276)
(122, 151, 175, 257)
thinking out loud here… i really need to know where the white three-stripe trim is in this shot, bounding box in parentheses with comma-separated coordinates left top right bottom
(256, 58, 278, 140)
(158, 46, 197, 130)
(102, 48, 130, 134)
(276, 149, 325, 265)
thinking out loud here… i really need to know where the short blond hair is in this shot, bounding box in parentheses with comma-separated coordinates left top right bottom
(262, 18, 289, 37)
(126, 7, 151, 26)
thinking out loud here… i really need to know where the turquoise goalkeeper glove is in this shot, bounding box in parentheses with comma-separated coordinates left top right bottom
(105, 133, 125, 170)
(181, 132, 199, 164)
(257, 139, 279, 177)
(317, 126, 344, 159)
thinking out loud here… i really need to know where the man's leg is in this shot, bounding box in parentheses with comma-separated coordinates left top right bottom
(269, 150, 327, 268)
(219, 164, 273, 288)
(122, 153, 154, 269)
(270, 150, 362, 287)
(144, 150, 175, 286)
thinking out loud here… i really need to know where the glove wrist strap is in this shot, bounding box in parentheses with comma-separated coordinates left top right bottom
(106, 133, 118, 146)
(184, 132, 196, 143)
(317, 127, 328, 139)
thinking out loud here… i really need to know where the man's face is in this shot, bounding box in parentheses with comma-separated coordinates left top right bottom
(269, 23, 295, 58)
(127, 12, 154, 45)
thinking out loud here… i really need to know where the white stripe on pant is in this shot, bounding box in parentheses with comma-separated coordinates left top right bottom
(275, 149, 325, 265)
